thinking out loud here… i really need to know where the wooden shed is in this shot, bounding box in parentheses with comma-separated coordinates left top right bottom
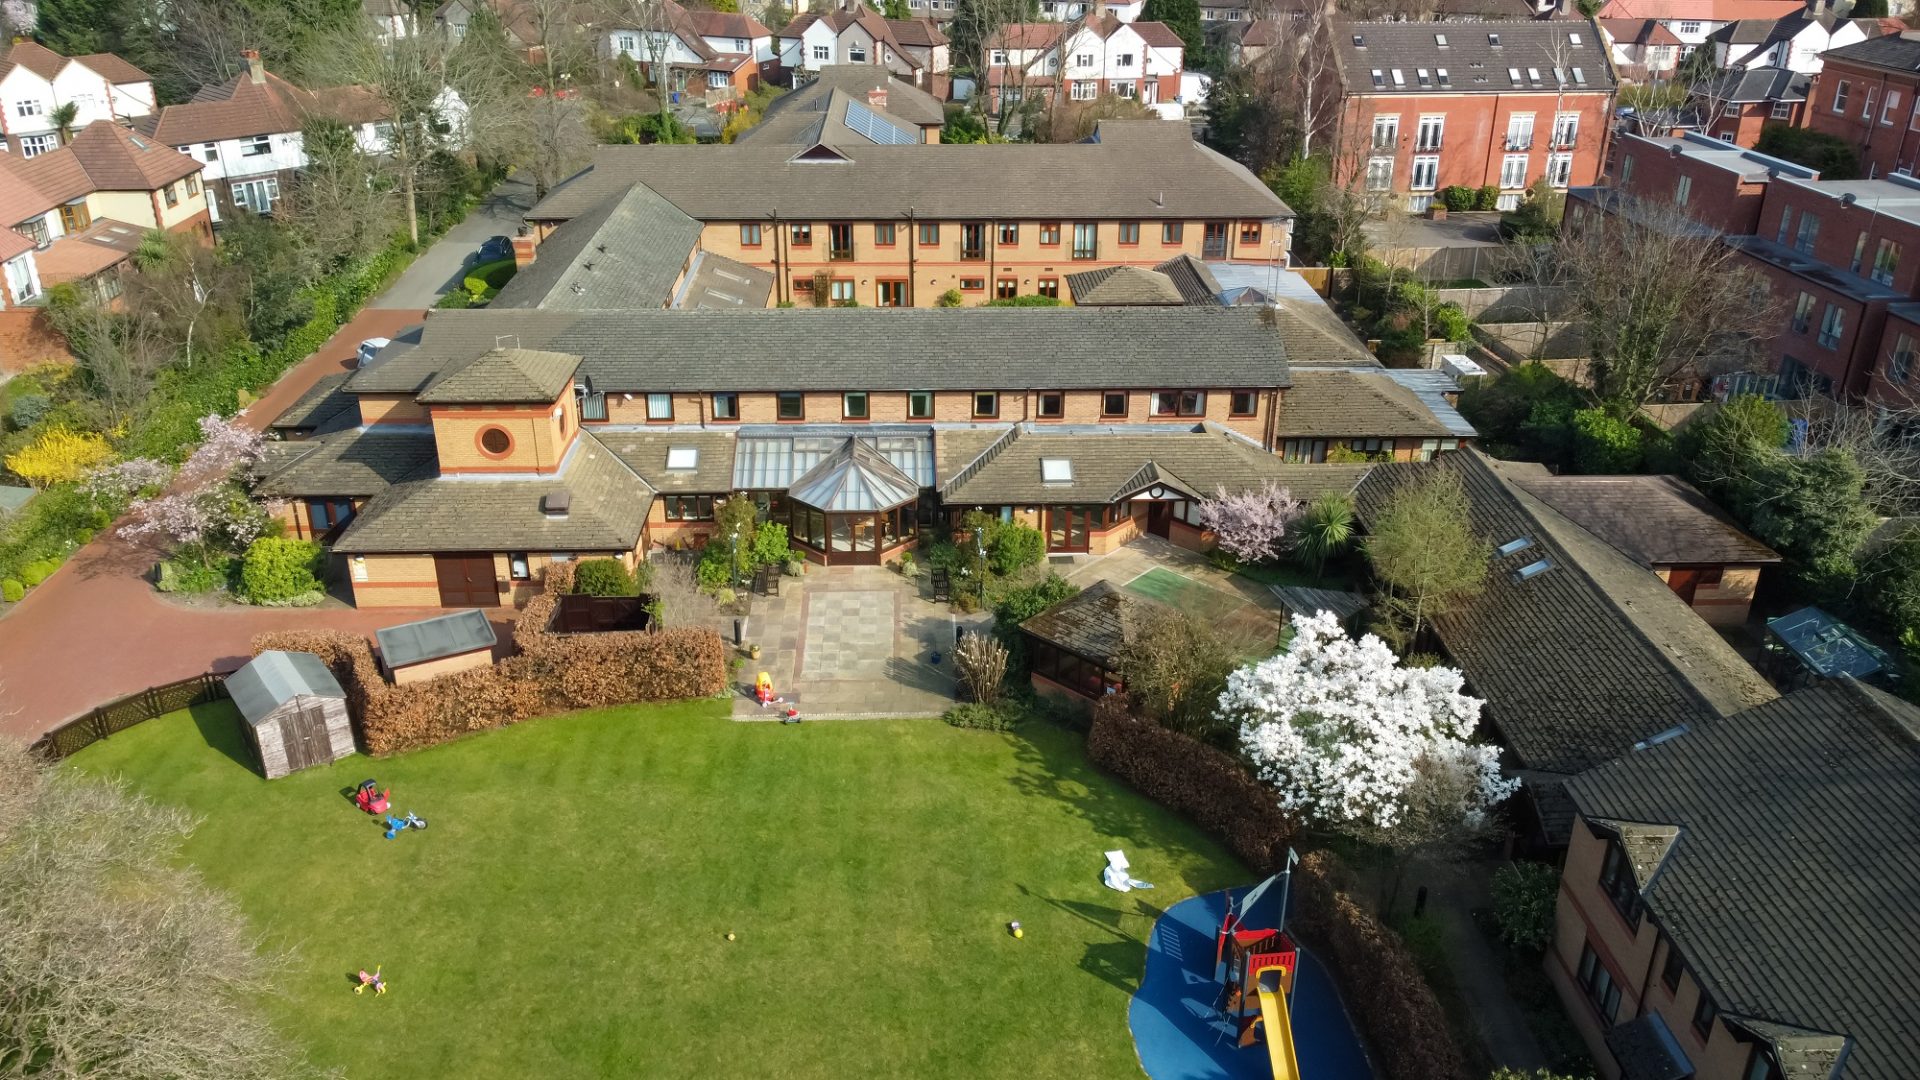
(225, 651, 355, 779)
(376, 609, 497, 685)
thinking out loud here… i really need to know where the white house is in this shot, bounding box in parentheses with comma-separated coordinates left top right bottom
(985, 14, 1185, 118)
(604, 0, 777, 98)
(777, 3, 950, 92)
(1595, 0, 1808, 63)
(142, 51, 461, 224)
(1705, 9, 1872, 74)
(0, 42, 155, 158)
(365, 0, 418, 40)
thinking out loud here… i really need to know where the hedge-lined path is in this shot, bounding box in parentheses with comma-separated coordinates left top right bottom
(376, 175, 534, 309)
(0, 307, 463, 741)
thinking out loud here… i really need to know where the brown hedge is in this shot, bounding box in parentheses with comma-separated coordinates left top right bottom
(1289, 851, 1469, 1080)
(1085, 693, 1297, 874)
(252, 564, 725, 754)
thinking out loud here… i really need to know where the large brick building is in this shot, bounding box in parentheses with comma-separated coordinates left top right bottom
(1328, 19, 1619, 212)
(1804, 31, 1920, 180)
(1575, 131, 1920, 404)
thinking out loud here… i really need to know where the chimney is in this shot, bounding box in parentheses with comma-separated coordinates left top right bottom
(242, 49, 264, 85)
(542, 491, 571, 520)
(512, 225, 538, 269)
(867, 85, 888, 111)
(1093, 0, 1107, 18)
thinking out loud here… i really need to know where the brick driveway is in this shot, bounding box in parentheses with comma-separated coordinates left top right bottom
(0, 307, 464, 741)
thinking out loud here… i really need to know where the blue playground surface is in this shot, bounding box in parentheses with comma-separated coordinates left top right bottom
(1129, 882, 1373, 1080)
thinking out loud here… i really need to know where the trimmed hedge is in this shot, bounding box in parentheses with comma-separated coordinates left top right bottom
(253, 562, 726, 755)
(1085, 694, 1296, 873)
(240, 536, 325, 603)
(1290, 852, 1469, 1080)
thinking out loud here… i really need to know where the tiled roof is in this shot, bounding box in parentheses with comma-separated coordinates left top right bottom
(1268, 297, 1384, 366)
(29, 218, 143, 284)
(1113, 17, 1183, 49)
(1820, 29, 1920, 72)
(1353, 451, 1778, 775)
(1512, 474, 1780, 566)
(1, 41, 69, 80)
(415, 347, 581, 404)
(986, 22, 1065, 49)
(333, 431, 653, 553)
(143, 67, 379, 145)
(0, 227, 33, 261)
(741, 66, 945, 134)
(1601, 17, 1684, 46)
(1569, 679, 1920, 1080)
(1019, 579, 1139, 667)
(1700, 64, 1808, 103)
(268, 372, 360, 433)
(252, 428, 439, 497)
(674, 251, 774, 309)
(489, 184, 703, 310)
(686, 9, 771, 38)
(941, 424, 1370, 504)
(15, 122, 199, 200)
(73, 52, 151, 84)
(1064, 265, 1186, 306)
(1597, 0, 1803, 20)
(1154, 254, 1224, 305)
(595, 429, 739, 492)
(1240, 19, 1284, 47)
(529, 120, 1292, 223)
(1281, 370, 1459, 438)
(888, 16, 948, 47)
(346, 307, 1297, 396)
(0, 155, 59, 223)
(1334, 19, 1618, 96)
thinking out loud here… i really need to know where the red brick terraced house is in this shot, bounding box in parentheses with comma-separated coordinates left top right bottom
(1804, 31, 1920, 180)
(1328, 19, 1619, 212)
(1695, 65, 1808, 147)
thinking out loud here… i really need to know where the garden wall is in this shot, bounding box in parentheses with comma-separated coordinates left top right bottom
(254, 565, 726, 754)
(1472, 320, 1589, 365)
(1084, 695, 1296, 874)
(1290, 852, 1469, 1080)
(1430, 285, 1573, 322)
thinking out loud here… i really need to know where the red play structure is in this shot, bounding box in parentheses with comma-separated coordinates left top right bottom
(1214, 876, 1304, 1080)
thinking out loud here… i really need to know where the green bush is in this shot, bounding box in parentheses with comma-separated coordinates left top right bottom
(695, 541, 733, 590)
(463, 258, 517, 297)
(1755, 124, 1860, 180)
(1490, 861, 1561, 952)
(239, 537, 325, 602)
(987, 521, 1045, 575)
(993, 574, 1079, 642)
(155, 558, 234, 594)
(981, 295, 1063, 307)
(1, 578, 21, 602)
(19, 560, 56, 586)
(1439, 185, 1476, 212)
(1571, 408, 1644, 474)
(750, 520, 790, 570)
(944, 701, 1019, 731)
(7, 393, 51, 430)
(573, 557, 640, 597)
(435, 288, 475, 309)
(936, 288, 964, 307)
(1474, 185, 1500, 211)
(1432, 302, 1472, 343)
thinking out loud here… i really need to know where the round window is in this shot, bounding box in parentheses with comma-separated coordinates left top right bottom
(478, 426, 512, 456)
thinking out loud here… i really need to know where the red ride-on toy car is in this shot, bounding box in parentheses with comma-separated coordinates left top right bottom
(354, 780, 391, 816)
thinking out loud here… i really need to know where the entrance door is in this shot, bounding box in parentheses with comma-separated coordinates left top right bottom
(1145, 502, 1172, 539)
(434, 554, 501, 607)
(1666, 567, 1703, 605)
(1046, 507, 1092, 552)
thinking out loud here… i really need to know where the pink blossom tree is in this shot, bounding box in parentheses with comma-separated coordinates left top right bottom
(1196, 480, 1303, 564)
(122, 415, 271, 567)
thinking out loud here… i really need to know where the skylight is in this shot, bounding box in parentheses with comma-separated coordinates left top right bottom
(1568, 31, 1583, 46)
(1436, 68, 1450, 87)
(666, 447, 699, 470)
(1371, 68, 1385, 88)
(1497, 537, 1533, 556)
(1488, 32, 1502, 46)
(1391, 69, 1406, 87)
(1515, 558, 1554, 581)
(1352, 33, 1365, 47)
(1508, 66, 1522, 82)
(1041, 458, 1073, 483)
(1573, 67, 1587, 84)
(1435, 33, 1448, 46)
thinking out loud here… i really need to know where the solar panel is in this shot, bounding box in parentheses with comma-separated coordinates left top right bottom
(844, 100, 919, 146)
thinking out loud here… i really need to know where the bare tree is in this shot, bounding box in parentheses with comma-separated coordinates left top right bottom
(328, 29, 464, 246)
(42, 290, 175, 428)
(1557, 197, 1777, 411)
(1264, 1, 1339, 158)
(955, 631, 1009, 706)
(125, 230, 243, 370)
(455, 0, 598, 197)
(281, 119, 397, 266)
(0, 740, 328, 1080)
(1788, 396, 1920, 518)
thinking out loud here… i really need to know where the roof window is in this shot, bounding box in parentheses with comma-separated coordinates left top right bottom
(1568, 31, 1583, 46)
(1508, 66, 1522, 82)
(1391, 68, 1406, 87)
(1371, 68, 1385, 88)
(1041, 458, 1073, 483)
(1435, 32, 1448, 46)
(1515, 558, 1554, 581)
(1573, 67, 1587, 84)
(1352, 33, 1365, 47)
(1436, 68, 1450, 87)
(1488, 32, 1502, 46)
(1497, 537, 1533, 556)
(1527, 66, 1543, 84)
(666, 447, 699, 470)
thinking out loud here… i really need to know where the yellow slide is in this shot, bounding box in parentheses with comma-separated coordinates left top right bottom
(1256, 985, 1302, 1080)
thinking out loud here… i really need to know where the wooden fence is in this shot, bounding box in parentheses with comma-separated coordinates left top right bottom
(32, 673, 228, 760)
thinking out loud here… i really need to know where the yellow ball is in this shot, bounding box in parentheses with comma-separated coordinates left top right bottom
(725, 932, 736, 941)
(1013, 927, 1024, 939)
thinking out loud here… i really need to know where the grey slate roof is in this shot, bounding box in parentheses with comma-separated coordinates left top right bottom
(376, 608, 498, 668)
(1282, 370, 1462, 438)
(673, 251, 773, 309)
(1334, 19, 1617, 96)
(1568, 679, 1920, 1080)
(1700, 64, 1808, 104)
(1353, 451, 1778, 776)
(743, 66, 945, 135)
(1268, 298, 1379, 367)
(1820, 30, 1920, 73)
(1064, 265, 1186, 306)
(270, 372, 358, 432)
(413, 348, 581, 404)
(333, 431, 653, 554)
(942, 424, 1370, 504)
(225, 650, 346, 725)
(1154, 254, 1224, 305)
(252, 428, 439, 498)
(529, 121, 1292, 224)
(344, 308, 1296, 396)
(595, 429, 739, 492)
(488, 184, 703, 311)
(1512, 474, 1781, 567)
(1019, 579, 1139, 667)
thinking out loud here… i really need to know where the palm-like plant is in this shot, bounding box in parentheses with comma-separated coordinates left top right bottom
(49, 102, 79, 145)
(1296, 493, 1355, 579)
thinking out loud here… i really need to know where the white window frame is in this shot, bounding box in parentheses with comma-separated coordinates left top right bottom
(1506, 113, 1534, 151)
(811, 44, 831, 61)
(1834, 79, 1851, 114)
(17, 134, 56, 158)
(1070, 80, 1096, 101)
(231, 177, 281, 213)
(1884, 90, 1903, 126)
(1366, 155, 1394, 191)
(1410, 155, 1439, 191)
(1773, 101, 1794, 120)
(240, 134, 272, 157)
(1416, 115, 1443, 151)
(1500, 154, 1529, 189)
(1552, 112, 1578, 149)
(1114, 81, 1136, 99)
(14, 98, 41, 117)
(1372, 114, 1399, 150)
(1546, 152, 1573, 188)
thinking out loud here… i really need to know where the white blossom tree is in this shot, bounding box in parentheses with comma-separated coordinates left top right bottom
(1224, 611, 1517, 861)
(1197, 480, 1302, 564)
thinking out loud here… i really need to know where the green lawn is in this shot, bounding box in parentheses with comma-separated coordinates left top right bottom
(1123, 566, 1287, 660)
(69, 700, 1248, 1079)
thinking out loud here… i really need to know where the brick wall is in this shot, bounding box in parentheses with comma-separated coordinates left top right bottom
(1612, 137, 1772, 237)
(1806, 60, 1920, 180)
(360, 394, 430, 426)
(430, 392, 579, 475)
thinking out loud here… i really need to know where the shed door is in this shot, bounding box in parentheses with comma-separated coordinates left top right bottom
(281, 701, 331, 773)
(1667, 567, 1703, 606)
(435, 554, 500, 607)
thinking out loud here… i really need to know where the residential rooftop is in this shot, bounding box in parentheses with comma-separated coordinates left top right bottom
(1510, 474, 1781, 567)
(1616, 132, 1816, 183)
(1332, 19, 1618, 96)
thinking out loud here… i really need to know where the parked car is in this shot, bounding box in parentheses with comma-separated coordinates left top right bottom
(476, 235, 511, 264)
(356, 337, 393, 369)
